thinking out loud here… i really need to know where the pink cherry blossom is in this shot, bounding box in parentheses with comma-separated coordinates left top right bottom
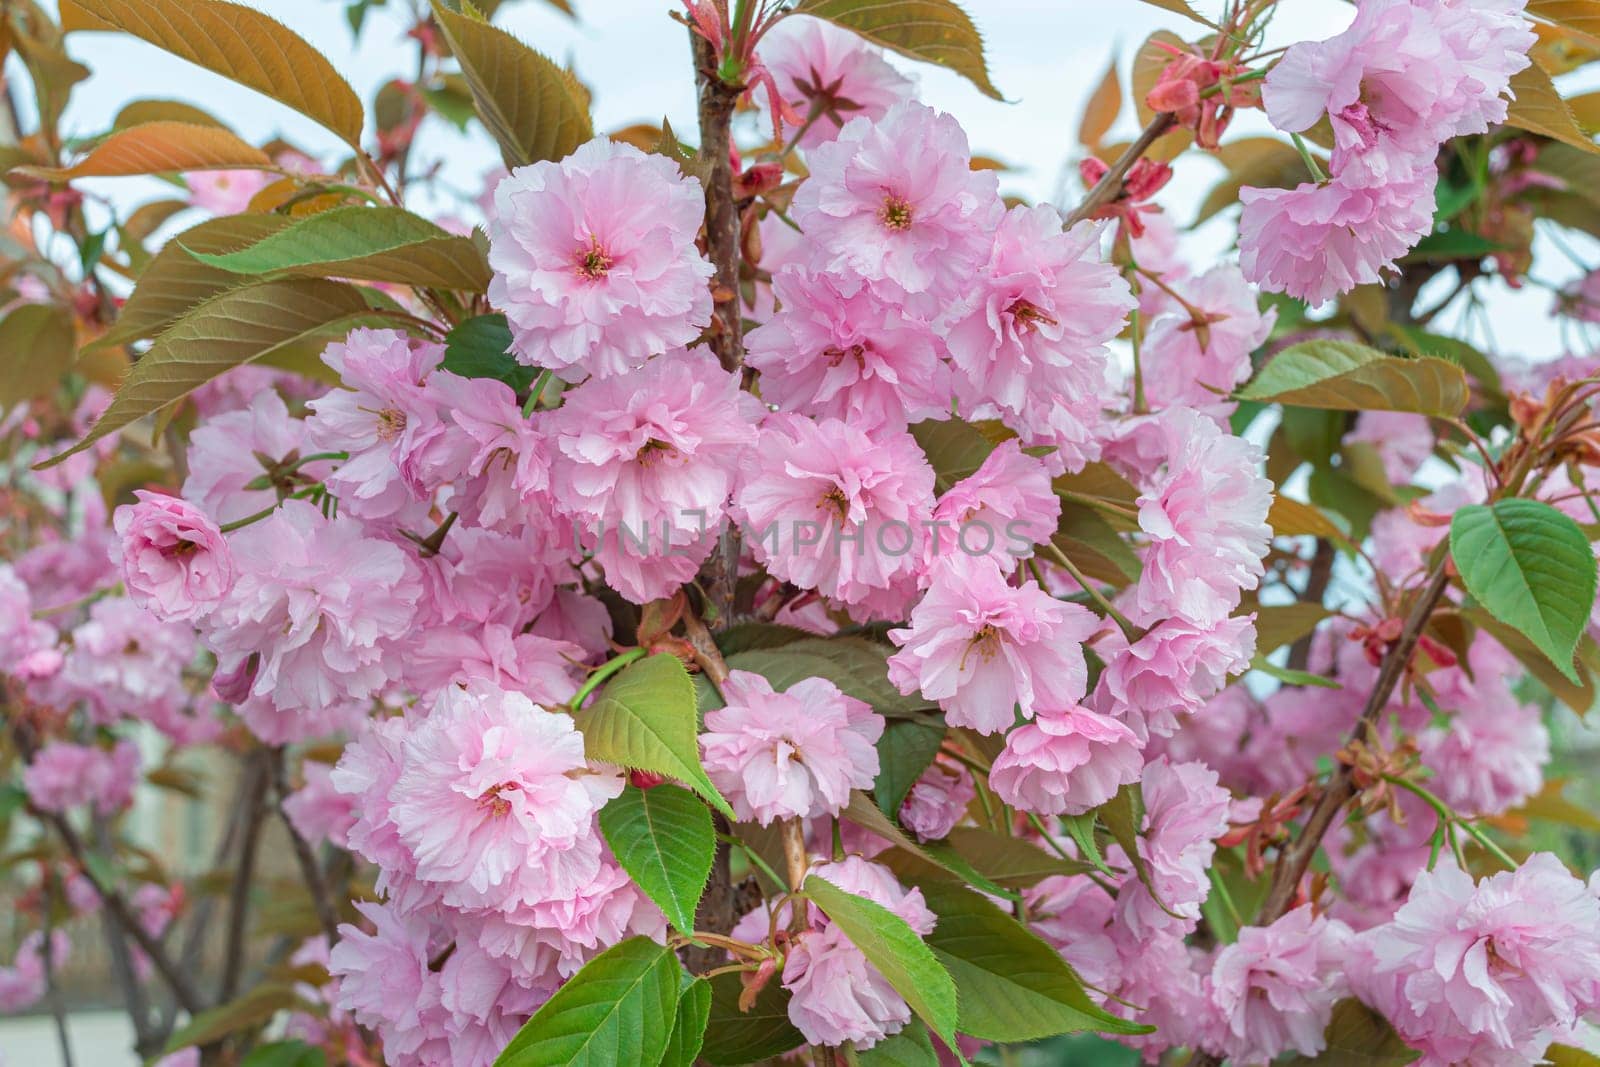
(889, 554, 1099, 735)
(1118, 757, 1232, 938)
(304, 328, 445, 519)
(1096, 614, 1257, 743)
(1140, 265, 1277, 420)
(385, 683, 621, 913)
(1134, 407, 1272, 628)
(186, 168, 274, 214)
(757, 16, 913, 151)
(52, 598, 193, 727)
(783, 857, 936, 1049)
(943, 208, 1132, 473)
(701, 670, 882, 825)
(0, 564, 60, 682)
(927, 440, 1060, 573)
(487, 138, 713, 381)
(1347, 409, 1435, 485)
(182, 390, 334, 526)
(0, 931, 70, 1014)
(1207, 906, 1353, 1063)
(1351, 853, 1600, 1066)
(745, 261, 950, 431)
(202, 501, 420, 722)
(330, 899, 452, 1061)
(734, 413, 934, 617)
(988, 704, 1143, 816)
(1239, 164, 1438, 306)
(899, 760, 975, 842)
(419, 371, 550, 534)
(22, 739, 140, 816)
(284, 760, 359, 850)
(791, 101, 1002, 298)
(113, 490, 234, 621)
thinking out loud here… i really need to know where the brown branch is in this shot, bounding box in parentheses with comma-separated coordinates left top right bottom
(269, 749, 343, 948)
(220, 750, 272, 1003)
(1186, 563, 1452, 1067)
(45, 814, 204, 1016)
(679, 601, 736, 974)
(690, 20, 745, 375)
(1287, 538, 1337, 671)
(1062, 113, 1177, 228)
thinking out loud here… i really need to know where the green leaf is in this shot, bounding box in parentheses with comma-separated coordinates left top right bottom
(790, 0, 1003, 100)
(856, 1019, 939, 1065)
(874, 720, 945, 818)
(441, 313, 534, 391)
(240, 1041, 327, 1067)
(803, 874, 961, 1051)
(92, 214, 293, 350)
(163, 984, 303, 1052)
(661, 977, 712, 1067)
(432, 1, 594, 169)
(61, 0, 365, 146)
(1238, 340, 1468, 417)
(939, 825, 1094, 887)
(497, 939, 681, 1066)
(919, 881, 1151, 1041)
(0, 304, 77, 411)
(39, 279, 400, 469)
(719, 637, 934, 718)
(701, 971, 804, 1065)
(1403, 227, 1503, 263)
(1250, 658, 1341, 689)
(1547, 1043, 1600, 1066)
(189, 206, 491, 291)
(1054, 503, 1141, 586)
(909, 418, 997, 493)
(1279, 999, 1420, 1065)
(1254, 603, 1330, 656)
(1450, 499, 1597, 682)
(575, 654, 735, 819)
(599, 784, 714, 933)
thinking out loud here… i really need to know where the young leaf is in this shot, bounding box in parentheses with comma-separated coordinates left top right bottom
(661, 977, 712, 1067)
(1506, 57, 1600, 155)
(0, 304, 77, 411)
(1254, 602, 1332, 656)
(112, 98, 228, 131)
(1450, 499, 1598, 682)
(93, 215, 294, 349)
(721, 637, 934, 717)
(790, 0, 1003, 100)
(163, 984, 304, 1052)
(803, 874, 961, 1051)
(1134, 0, 1216, 28)
(574, 654, 735, 819)
(909, 418, 997, 493)
(1238, 339, 1469, 416)
(38, 279, 398, 469)
(16, 121, 271, 179)
(940, 825, 1095, 887)
(61, 0, 365, 146)
(495, 938, 682, 1067)
(441, 313, 534, 391)
(1078, 56, 1121, 150)
(599, 784, 715, 933)
(188, 205, 491, 291)
(701, 971, 804, 1065)
(874, 719, 945, 818)
(1250, 658, 1341, 689)
(432, 1, 594, 169)
(1278, 998, 1420, 1065)
(919, 881, 1151, 1040)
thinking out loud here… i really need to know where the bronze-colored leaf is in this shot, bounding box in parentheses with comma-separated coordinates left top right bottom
(0, 304, 77, 410)
(1528, 0, 1600, 44)
(111, 98, 228, 131)
(1079, 56, 1121, 150)
(1133, 0, 1215, 28)
(432, 1, 594, 169)
(16, 121, 271, 180)
(1505, 61, 1600, 154)
(61, 0, 365, 146)
(1197, 137, 1317, 224)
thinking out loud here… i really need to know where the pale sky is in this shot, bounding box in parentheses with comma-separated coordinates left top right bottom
(34, 0, 1600, 363)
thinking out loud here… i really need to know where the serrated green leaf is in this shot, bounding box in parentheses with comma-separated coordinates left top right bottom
(701, 970, 804, 1065)
(804, 874, 961, 1052)
(599, 784, 714, 933)
(718, 637, 934, 718)
(856, 1019, 938, 1065)
(441, 313, 533, 391)
(874, 720, 945, 818)
(496, 938, 681, 1067)
(62, 0, 365, 146)
(919, 881, 1151, 1041)
(661, 977, 712, 1067)
(189, 206, 490, 291)
(39, 279, 400, 469)
(1450, 499, 1597, 682)
(17, 121, 271, 179)
(790, 0, 1002, 99)
(940, 825, 1094, 887)
(575, 654, 735, 819)
(432, 1, 594, 169)
(909, 418, 996, 493)
(1506, 60, 1599, 155)
(1239, 340, 1468, 416)
(1250, 658, 1341, 689)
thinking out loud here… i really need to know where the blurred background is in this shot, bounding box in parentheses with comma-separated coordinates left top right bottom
(4, 0, 1600, 1063)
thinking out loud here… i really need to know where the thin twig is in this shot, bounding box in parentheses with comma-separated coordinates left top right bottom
(1063, 113, 1177, 228)
(220, 751, 272, 1003)
(270, 749, 343, 947)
